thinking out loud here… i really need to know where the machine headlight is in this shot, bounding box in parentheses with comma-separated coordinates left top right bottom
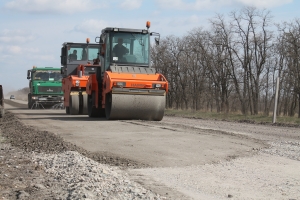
(61, 97, 64, 100)
(115, 82, 126, 87)
(153, 83, 162, 88)
(75, 80, 80, 86)
(32, 96, 38, 100)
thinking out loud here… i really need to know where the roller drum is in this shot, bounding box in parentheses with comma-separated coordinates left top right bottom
(69, 95, 79, 115)
(106, 94, 165, 121)
(82, 94, 88, 115)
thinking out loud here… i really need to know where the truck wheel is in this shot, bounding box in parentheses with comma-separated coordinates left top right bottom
(28, 93, 32, 109)
(69, 95, 79, 115)
(0, 108, 4, 118)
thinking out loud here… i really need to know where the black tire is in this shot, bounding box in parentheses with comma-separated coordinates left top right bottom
(99, 108, 106, 118)
(28, 93, 32, 109)
(88, 93, 97, 117)
(65, 106, 70, 114)
(88, 92, 104, 118)
(0, 108, 4, 118)
(105, 93, 112, 120)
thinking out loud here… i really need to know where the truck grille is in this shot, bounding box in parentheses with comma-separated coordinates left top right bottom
(38, 86, 62, 93)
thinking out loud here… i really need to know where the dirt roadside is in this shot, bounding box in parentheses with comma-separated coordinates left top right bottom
(1, 100, 300, 200)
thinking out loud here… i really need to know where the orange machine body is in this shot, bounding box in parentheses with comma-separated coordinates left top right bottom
(86, 70, 168, 109)
(62, 65, 90, 107)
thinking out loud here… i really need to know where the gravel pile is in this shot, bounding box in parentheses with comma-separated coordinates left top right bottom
(261, 141, 300, 161)
(32, 151, 163, 200)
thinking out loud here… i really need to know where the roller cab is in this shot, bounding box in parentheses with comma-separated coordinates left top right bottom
(61, 40, 100, 115)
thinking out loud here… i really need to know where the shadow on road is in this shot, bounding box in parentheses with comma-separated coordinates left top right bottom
(20, 116, 108, 122)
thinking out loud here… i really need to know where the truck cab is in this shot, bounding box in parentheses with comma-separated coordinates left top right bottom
(27, 67, 64, 109)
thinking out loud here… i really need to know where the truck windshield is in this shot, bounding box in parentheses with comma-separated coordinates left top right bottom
(110, 32, 149, 65)
(68, 45, 99, 62)
(33, 71, 62, 81)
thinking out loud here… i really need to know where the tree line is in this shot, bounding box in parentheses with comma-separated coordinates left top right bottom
(151, 7, 300, 118)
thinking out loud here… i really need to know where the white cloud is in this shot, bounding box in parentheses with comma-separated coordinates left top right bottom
(7, 45, 22, 54)
(236, 0, 293, 8)
(4, 0, 107, 14)
(0, 29, 36, 44)
(25, 47, 40, 53)
(148, 13, 213, 37)
(73, 19, 108, 35)
(155, 0, 220, 10)
(155, 0, 293, 10)
(30, 54, 55, 61)
(152, 10, 161, 16)
(169, 15, 201, 27)
(0, 44, 40, 55)
(119, 0, 143, 10)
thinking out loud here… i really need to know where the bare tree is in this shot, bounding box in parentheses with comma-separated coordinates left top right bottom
(150, 7, 298, 118)
(225, 7, 274, 115)
(276, 18, 300, 117)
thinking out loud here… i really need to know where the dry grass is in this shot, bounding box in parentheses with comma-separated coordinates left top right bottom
(165, 109, 300, 125)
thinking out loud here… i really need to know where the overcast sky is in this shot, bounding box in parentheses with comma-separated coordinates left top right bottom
(0, 0, 299, 94)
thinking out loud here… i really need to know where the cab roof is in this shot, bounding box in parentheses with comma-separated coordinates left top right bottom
(101, 27, 148, 34)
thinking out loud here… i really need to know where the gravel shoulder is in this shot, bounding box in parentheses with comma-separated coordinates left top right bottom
(1, 100, 300, 200)
(129, 143, 300, 200)
(127, 117, 300, 200)
(0, 112, 164, 200)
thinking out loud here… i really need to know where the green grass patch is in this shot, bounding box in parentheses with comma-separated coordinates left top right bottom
(165, 109, 300, 125)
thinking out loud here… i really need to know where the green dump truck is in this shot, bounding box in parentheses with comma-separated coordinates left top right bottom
(0, 85, 4, 118)
(27, 66, 63, 108)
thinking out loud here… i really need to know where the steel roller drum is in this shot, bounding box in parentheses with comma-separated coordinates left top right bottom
(107, 94, 166, 121)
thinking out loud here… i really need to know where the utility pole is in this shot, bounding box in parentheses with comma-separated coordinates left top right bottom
(273, 77, 280, 123)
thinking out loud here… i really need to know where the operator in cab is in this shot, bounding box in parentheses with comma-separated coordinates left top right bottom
(69, 50, 77, 61)
(112, 38, 129, 62)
